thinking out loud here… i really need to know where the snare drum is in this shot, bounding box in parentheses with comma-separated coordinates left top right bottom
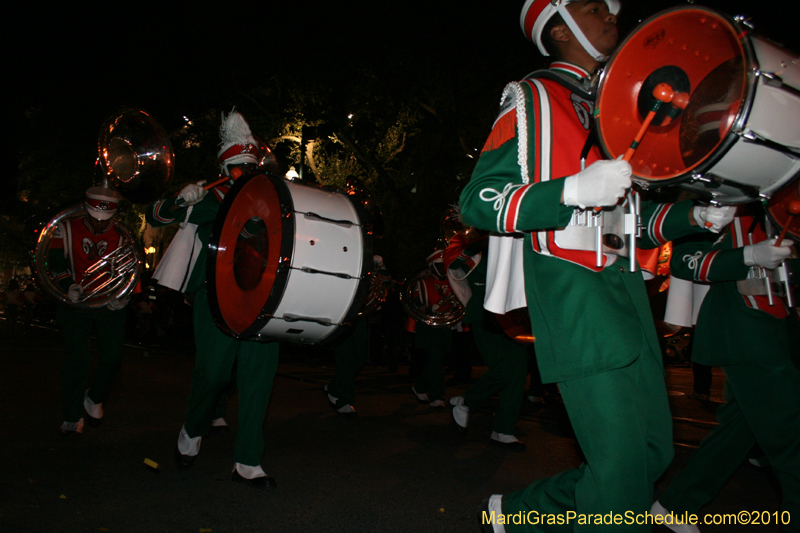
(207, 173, 372, 344)
(595, 6, 800, 204)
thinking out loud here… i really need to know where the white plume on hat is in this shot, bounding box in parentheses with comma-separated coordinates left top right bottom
(217, 108, 259, 175)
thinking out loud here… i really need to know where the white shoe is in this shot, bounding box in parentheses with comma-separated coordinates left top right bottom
(177, 425, 201, 456)
(210, 417, 230, 433)
(482, 494, 506, 533)
(451, 405, 469, 431)
(527, 395, 544, 404)
(490, 432, 523, 444)
(412, 386, 430, 402)
(429, 399, 445, 407)
(449, 396, 465, 406)
(60, 419, 84, 435)
(650, 501, 701, 533)
(337, 404, 356, 414)
(325, 384, 339, 406)
(83, 390, 103, 420)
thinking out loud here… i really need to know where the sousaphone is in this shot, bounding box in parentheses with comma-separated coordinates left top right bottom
(35, 108, 174, 309)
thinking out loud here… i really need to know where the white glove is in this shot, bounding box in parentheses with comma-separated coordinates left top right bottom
(373, 255, 384, 268)
(562, 159, 632, 209)
(743, 238, 794, 269)
(693, 204, 736, 233)
(67, 284, 84, 303)
(106, 296, 130, 311)
(177, 182, 208, 206)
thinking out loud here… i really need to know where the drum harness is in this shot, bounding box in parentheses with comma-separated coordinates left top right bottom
(558, 68, 641, 272)
(736, 205, 796, 307)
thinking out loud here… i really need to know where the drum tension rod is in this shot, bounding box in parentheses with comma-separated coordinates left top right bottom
(303, 212, 355, 228)
(299, 266, 357, 279)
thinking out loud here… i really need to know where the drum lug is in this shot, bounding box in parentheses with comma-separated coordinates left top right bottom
(733, 14, 754, 34)
(277, 257, 292, 269)
(755, 70, 800, 100)
(757, 70, 784, 88)
(690, 172, 712, 184)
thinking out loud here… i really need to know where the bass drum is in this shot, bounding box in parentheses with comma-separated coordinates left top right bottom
(595, 6, 800, 204)
(207, 173, 372, 344)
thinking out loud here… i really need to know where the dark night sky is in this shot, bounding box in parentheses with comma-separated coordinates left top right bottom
(6, 0, 797, 186)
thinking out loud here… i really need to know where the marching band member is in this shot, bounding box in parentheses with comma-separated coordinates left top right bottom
(51, 185, 130, 435)
(409, 249, 454, 408)
(459, 0, 733, 529)
(444, 226, 528, 450)
(652, 205, 799, 533)
(324, 255, 391, 415)
(147, 109, 280, 488)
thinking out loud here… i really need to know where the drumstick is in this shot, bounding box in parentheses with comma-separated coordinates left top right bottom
(659, 92, 690, 127)
(622, 83, 675, 162)
(203, 166, 246, 190)
(203, 178, 226, 191)
(775, 200, 800, 246)
(592, 84, 675, 215)
(591, 84, 677, 260)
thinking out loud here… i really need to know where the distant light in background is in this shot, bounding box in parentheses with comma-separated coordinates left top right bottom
(144, 246, 156, 269)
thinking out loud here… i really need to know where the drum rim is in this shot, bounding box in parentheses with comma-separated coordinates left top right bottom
(595, 4, 759, 188)
(207, 171, 294, 338)
(338, 186, 375, 329)
(238, 174, 297, 339)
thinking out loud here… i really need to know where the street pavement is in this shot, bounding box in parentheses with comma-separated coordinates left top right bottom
(0, 322, 783, 532)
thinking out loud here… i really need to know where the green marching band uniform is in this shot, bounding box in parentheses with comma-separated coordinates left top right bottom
(52, 186, 129, 434)
(147, 110, 279, 482)
(325, 256, 390, 414)
(445, 233, 528, 443)
(459, 57, 711, 530)
(147, 185, 280, 470)
(656, 214, 800, 532)
(408, 250, 454, 405)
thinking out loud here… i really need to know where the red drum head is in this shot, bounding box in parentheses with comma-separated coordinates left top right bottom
(208, 173, 291, 336)
(768, 178, 800, 241)
(596, 6, 748, 183)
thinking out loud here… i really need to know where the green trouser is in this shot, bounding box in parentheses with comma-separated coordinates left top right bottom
(463, 317, 528, 435)
(59, 305, 126, 423)
(184, 289, 279, 467)
(659, 360, 800, 532)
(413, 323, 452, 402)
(503, 348, 674, 532)
(327, 317, 368, 408)
(213, 378, 237, 421)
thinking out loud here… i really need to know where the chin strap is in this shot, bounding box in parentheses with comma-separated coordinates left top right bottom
(555, 1, 610, 62)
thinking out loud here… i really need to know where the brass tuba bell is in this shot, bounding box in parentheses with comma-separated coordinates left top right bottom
(400, 268, 465, 328)
(98, 107, 174, 205)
